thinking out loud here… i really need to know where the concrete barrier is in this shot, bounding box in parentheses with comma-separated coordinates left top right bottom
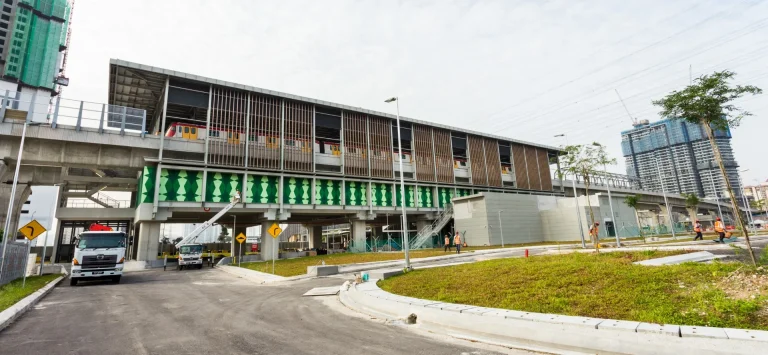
(307, 265, 338, 276)
(0, 276, 64, 332)
(340, 280, 768, 354)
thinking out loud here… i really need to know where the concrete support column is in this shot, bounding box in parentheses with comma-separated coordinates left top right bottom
(1, 183, 32, 240)
(350, 220, 367, 253)
(261, 221, 279, 261)
(136, 222, 161, 261)
(308, 225, 323, 249)
(415, 219, 431, 234)
(0, 160, 7, 181)
(658, 204, 671, 229)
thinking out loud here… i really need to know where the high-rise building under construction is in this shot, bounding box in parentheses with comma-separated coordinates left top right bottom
(0, 0, 71, 111)
(621, 118, 741, 201)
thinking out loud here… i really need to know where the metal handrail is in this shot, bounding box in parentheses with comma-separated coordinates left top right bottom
(410, 204, 454, 249)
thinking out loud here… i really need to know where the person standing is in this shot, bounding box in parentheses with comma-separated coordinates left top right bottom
(693, 221, 703, 241)
(714, 217, 725, 243)
(589, 222, 600, 247)
(453, 232, 462, 254)
(444, 234, 452, 252)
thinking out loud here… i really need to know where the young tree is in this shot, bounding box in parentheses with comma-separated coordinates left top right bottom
(622, 194, 645, 243)
(683, 193, 700, 229)
(653, 70, 761, 265)
(173, 237, 183, 244)
(560, 142, 617, 249)
(218, 227, 230, 243)
(160, 236, 170, 244)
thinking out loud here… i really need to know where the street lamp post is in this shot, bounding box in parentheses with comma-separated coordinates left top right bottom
(554, 134, 586, 248)
(738, 169, 753, 228)
(654, 158, 676, 240)
(1, 121, 40, 278)
(603, 164, 620, 247)
(385, 97, 410, 270)
(497, 210, 505, 247)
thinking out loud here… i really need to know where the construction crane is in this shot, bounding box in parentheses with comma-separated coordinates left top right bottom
(614, 89, 638, 126)
(175, 191, 240, 248)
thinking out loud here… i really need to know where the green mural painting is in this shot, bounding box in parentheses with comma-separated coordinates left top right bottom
(455, 188, 472, 198)
(345, 181, 368, 206)
(395, 184, 416, 208)
(283, 177, 312, 205)
(139, 166, 156, 204)
(205, 172, 243, 203)
(246, 175, 279, 204)
(158, 169, 202, 202)
(417, 186, 433, 208)
(437, 187, 455, 208)
(316, 179, 342, 205)
(370, 182, 393, 207)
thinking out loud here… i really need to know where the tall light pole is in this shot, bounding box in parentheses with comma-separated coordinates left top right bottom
(738, 169, 753, 228)
(385, 96, 410, 269)
(554, 133, 586, 248)
(1, 121, 40, 278)
(497, 210, 505, 247)
(654, 157, 676, 240)
(602, 162, 619, 247)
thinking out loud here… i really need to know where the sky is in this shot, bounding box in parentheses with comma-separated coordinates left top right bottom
(31, 0, 768, 237)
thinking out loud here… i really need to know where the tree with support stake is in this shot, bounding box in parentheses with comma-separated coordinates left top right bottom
(653, 70, 762, 266)
(558, 143, 616, 252)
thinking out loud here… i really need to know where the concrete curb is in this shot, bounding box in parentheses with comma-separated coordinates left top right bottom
(340, 280, 768, 354)
(216, 265, 292, 284)
(0, 276, 64, 333)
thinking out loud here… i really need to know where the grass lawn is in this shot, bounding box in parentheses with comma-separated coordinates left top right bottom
(239, 248, 494, 277)
(379, 250, 768, 330)
(0, 274, 61, 312)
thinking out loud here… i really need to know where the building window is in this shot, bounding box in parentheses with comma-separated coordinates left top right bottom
(0, 23, 6, 29)
(1, 14, 8, 21)
(2, 6, 9, 12)
(4, 0, 11, 5)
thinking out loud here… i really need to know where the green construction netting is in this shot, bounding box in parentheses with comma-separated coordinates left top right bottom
(4, 0, 70, 89)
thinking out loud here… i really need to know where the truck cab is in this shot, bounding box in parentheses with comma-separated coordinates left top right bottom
(177, 243, 204, 270)
(70, 231, 126, 286)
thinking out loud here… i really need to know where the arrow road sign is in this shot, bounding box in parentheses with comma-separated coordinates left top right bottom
(20, 219, 46, 241)
(268, 223, 282, 239)
(236, 233, 247, 244)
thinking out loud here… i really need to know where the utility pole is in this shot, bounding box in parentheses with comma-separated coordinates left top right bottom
(655, 158, 676, 240)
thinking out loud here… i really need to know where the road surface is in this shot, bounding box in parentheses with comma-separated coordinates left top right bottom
(0, 268, 539, 355)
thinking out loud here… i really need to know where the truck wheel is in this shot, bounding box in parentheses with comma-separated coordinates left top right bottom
(113, 276, 121, 284)
(197, 264, 203, 269)
(70, 278, 78, 286)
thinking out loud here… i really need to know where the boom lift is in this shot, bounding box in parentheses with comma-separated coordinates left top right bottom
(174, 191, 240, 270)
(175, 191, 241, 248)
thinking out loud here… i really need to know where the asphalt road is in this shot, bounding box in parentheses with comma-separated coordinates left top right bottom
(0, 268, 536, 355)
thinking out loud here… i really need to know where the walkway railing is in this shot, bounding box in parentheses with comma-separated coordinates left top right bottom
(0, 90, 147, 137)
(410, 204, 453, 250)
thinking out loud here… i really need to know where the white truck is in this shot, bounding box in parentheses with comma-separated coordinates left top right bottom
(175, 191, 240, 270)
(70, 230, 127, 286)
(177, 243, 204, 270)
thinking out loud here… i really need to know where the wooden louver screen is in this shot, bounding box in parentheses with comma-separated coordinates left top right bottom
(537, 148, 553, 191)
(208, 86, 247, 167)
(413, 124, 436, 182)
(432, 128, 454, 183)
(484, 138, 502, 187)
(248, 94, 281, 170)
(511, 143, 529, 189)
(468, 135, 487, 185)
(283, 101, 313, 172)
(368, 116, 393, 178)
(343, 112, 369, 176)
(525, 145, 542, 190)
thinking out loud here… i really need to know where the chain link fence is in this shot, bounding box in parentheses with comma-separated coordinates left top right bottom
(0, 242, 29, 286)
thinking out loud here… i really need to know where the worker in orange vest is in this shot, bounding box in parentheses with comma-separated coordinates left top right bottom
(714, 217, 725, 243)
(693, 220, 703, 241)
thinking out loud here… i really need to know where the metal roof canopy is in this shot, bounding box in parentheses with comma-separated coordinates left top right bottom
(108, 58, 563, 153)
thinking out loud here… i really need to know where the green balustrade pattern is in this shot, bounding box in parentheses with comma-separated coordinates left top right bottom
(158, 169, 202, 202)
(345, 181, 368, 206)
(371, 182, 393, 207)
(395, 184, 416, 208)
(455, 188, 472, 197)
(138, 166, 156, 204)
(205, 172, 243, 203)
(283, 177, 312, 205)
(315, 179, 342, 205)
(246, 175, 279, 204)
(417, 186, 433, 208)
(437, 187, 455, 208)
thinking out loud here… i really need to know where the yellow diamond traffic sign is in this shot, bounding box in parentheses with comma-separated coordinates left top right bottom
(235, 233, 247, 244)
(19, 219, 46, 241)
(268, 223, 282, 239)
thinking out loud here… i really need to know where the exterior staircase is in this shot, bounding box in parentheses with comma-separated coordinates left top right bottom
(410, 204, 453, 250)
